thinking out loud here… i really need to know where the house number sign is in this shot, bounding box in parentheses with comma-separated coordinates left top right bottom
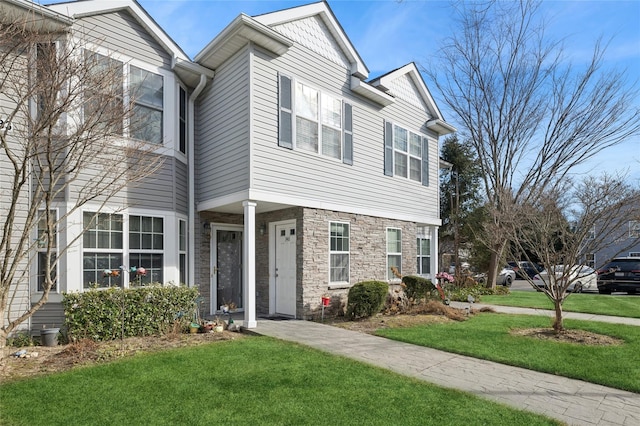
(0, 119, 12, 131)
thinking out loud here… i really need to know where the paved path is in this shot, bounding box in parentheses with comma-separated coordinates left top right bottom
(251, 307, 640, 426)
(449, 301, 640, 327)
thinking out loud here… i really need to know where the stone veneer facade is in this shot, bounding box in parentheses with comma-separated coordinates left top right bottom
(198, 207, 419, 320)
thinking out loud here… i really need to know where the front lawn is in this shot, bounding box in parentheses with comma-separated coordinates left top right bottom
(377, 313, 640, 392)
(481, 291, 640, 318)
(0, 337, 558, 425)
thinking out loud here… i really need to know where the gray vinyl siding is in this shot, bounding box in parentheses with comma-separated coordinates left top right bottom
(128, 156, 185, 212)
(1, 48, 32, 330)
(74, 11, 171, 68)
(251, 44, 440, 220)
(195, 48, 251, 202)
(31, 302, 65, 335)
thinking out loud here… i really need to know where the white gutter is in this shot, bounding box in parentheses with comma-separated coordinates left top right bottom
(187, 74, 209, 287)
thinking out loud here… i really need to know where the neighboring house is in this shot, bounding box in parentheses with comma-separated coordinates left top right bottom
(2, 0, 454, 335)
(585, 219, 640, 269)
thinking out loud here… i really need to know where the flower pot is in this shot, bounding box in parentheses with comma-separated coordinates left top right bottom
(40, 328, 60, 347)
(189, 322, 200, 334)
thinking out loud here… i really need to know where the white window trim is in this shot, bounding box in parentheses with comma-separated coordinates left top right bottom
(33, 208, 59, 293)
(629, 220, 640, 238)
(417, 226, 431, 278)
(328, 221, 350, 288)
(391, 124, 423, 182)
(292, 79, 345, 162)
(386, 227, 402, 282)
(81, 44, 174, 154)
(79, 208, 179, 289)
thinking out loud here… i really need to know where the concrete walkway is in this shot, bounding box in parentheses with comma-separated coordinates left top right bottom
(252, 307, 640, 426)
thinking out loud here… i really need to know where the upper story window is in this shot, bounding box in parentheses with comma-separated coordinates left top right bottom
(384, 121, 429, 186)
(279, 74, 353, 164)
(130, 66, 163, 144)
(84, 51, 164, 144)
(630, 221, 640, 238)
(179, 87, 187, 154)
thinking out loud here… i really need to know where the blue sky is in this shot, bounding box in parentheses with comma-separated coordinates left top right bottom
(54, 0, 640, 182)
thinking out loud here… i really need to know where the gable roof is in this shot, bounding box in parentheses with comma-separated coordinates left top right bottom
(253, 1, 368, 79)
(46, 0, 213, 88)
(370, 63, 456, 135)
(2, 0, 72, 30)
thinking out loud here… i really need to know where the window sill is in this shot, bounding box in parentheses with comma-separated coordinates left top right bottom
(328, 282, 351, 290)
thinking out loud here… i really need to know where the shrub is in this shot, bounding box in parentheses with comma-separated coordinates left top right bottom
(445, 283, 510, 302)
(401, 275, 434, 302)
(346, 281, 389, 319)
(63, 285, 199, 342)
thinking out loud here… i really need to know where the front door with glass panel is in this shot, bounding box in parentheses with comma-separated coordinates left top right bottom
(211, 226, 243, 313)
(274, 223, 296, 316)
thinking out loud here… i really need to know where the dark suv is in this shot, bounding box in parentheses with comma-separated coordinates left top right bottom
(596, 258, 640, 294)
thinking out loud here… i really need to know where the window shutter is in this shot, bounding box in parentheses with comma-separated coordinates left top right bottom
(343, 103, 353, 165)
(421, 136, 429, 186)
(384, 120, 394, 176)
(279, 74, 293, 149)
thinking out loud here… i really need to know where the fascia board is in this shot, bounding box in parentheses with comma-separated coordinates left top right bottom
(427, 119, 457, 135)
(194, 14, 292, 68)
(350, 77, 395, 107)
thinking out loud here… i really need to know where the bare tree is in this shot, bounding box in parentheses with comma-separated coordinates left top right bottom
(0, 9, 163, 349)
(504, 174, 640, 332)
(425, 0, 640, 287)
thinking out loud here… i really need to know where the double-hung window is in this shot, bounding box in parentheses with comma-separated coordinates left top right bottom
(83, 212, 123, 288)
(179, 87, 187, 154)
(329, 222, 350, 284)
(630, 221, 640, 238)
(130, 65, 163, 144)
(84, 51, 164, 144)
(384, 121, 429, 186)
(37, 210, 57, 292)
(387, 228, 402, 280)
(279, 75, 353, 164)
(179, 219, 187, 284)
(129, 215, 164, 285)
(82, 212, 165, 288)
(416, 226, 431, 276)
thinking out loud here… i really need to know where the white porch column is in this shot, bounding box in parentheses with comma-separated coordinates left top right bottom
(432, 226, 439, 276)
(243, 201, 257, 328)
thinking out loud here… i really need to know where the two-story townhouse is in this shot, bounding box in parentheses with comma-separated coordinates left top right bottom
(2, 0, 212, 335)
(192, 2, 454, 325)
(3, 0, 454, 336)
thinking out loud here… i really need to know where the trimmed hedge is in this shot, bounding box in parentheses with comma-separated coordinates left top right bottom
(62, 286, 199, 341)
(346, 281, 389, 319)
(401, 275, 434, 302)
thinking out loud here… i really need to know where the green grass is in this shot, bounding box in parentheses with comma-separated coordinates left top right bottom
(377, 313, 640, 392)
(481, 291, 640, 318)
(0, 337, 558, 426)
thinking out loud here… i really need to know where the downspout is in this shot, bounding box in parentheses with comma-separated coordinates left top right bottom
(188, 74, 208, 287)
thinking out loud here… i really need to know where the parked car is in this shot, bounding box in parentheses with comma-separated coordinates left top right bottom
(533, 265, 597, 293)
(475, 266, 515, 287)
(508, 261, 543, 279)
(596, 258, 640, 294)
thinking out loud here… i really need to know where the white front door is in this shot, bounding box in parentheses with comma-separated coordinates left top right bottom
(274, 222, 296, 316)
(210, 225, 243, 314)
